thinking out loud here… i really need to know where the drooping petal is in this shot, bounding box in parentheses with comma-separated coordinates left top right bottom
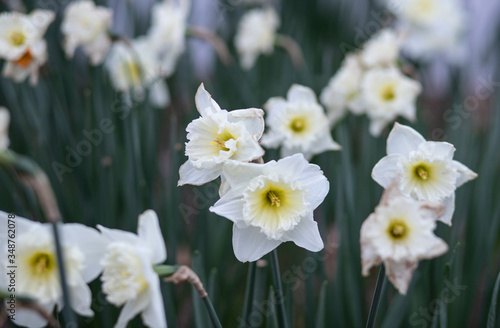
(453, 160, 478, 187)
(227, 108, 265, 138)
(371, 154, 402, 188)
(114, 289, 151, 328)
(69, 275, 94, 317)
(232, 225, 281, 262)
(386, 123, 425, 155)
(439, 193, 455, 226)
(384, 260, 418, 295)
(140, 264, 167, 328)
(287, 84, 318, 104)
(62, 223, 107, 282)
(138, 210, 167, 264)
(178, 160, 222, 186)
(282, 215, 323, 252)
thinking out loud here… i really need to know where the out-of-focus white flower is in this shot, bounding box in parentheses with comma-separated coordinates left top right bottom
(61, 1, 112, 65)
(0, 10, 54, 85)
(148, 0, 190, 77)
(387, 0, 466, 61)
(320, 54, 364, 125)
(105, 39, 169, 107)
(372, 123, 477, 225)
(98, 210, 167, 328)
(0, 107, 10, 150)
(360, 67, 421, 136)
(0, 212, 106, 328)
(210, 154, 327, 262)
(178, 83, 265, 186)
(235, 7, 280, 70)
(262, 84, 341, 160)
(360, 29, 400, 68)
(360, 189, 448, 294)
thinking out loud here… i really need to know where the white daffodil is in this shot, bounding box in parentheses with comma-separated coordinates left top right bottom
(262, 84, 341, 160)
(372, 123, 477, 225)
(210, 153, 327, 262)
(61, 0, 113, 65)
(0, 211, 106, 328)
(98, 210, 167, 328)
(0, 10, 54, 85)
(178, 83, 265, 186)
(360, 189, 448, 294)
(148, 0, 190, 77)
(0, 107, 10, 150)
(105, 39, 169, 107)
(360, 29, 400, 68)
(320, 54, 364, 125)
(360, 67, 421, 136)
(235, 7, 280, 70)
(387, 0, 466, 61)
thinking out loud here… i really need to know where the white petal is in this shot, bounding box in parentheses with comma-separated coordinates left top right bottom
(307, 134, 342, 155)
(369, 118, 390, 137)
(221, 161, 267, 192)
(114, 290, 150, 328)
(453, 160, 477, 187)
(421, 235, 448, 260)
(232, 225, 281, 262)
(138, 210, 167, 264)
(384, 260, 418, 295)
(274, 153, 310, 177)
(14, 304, 54, 328)
(438, 193, 455, 226)
(360, 214, 382, 276)
(371, 154, 402, 188)
(140, 272, 167, 328)
(61, 223, 107, 282)
(210, 194, 245, 225)
(70, 275, 94, 317)
(295, 164, 330, 210)
(178, 160, 222, 186)
(282, 215, 323, 252)
(287, 84, 317, 104)
(227, 108, 265, 138)
(421, 141, 456, 160)
(195, 83, 220, 117)
(387, 123, 425, 155)
(260, 131, 283, 148)
(97, 225, 141, 245)
(263, 97, 287, 113)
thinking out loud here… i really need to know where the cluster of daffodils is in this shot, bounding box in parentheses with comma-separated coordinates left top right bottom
(0, 10, 54, 85)
(361, 123, 477, 293)
(320, 29, 422, 136)
(385, 0, 467, 62)
(0, 210, 168, 328)
(179, 84, 329, 262)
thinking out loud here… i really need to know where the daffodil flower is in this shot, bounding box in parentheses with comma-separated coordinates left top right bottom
(61, 1, 113, 65)
(262, 84, 341, 160)
(360, 29, 400, 68)
(0, 10, 54, 85)
(360, 67, 421, 136)
(0, 107, 10, 150)
(0, 211, 106, 328)
(210, 154, 327, 262)
(178, 83, 265, 186)
(360, 189, 448, 294)
(235, 7, 280, 70)
(98, 210, 167, 328)
(372, 123, 477, 225)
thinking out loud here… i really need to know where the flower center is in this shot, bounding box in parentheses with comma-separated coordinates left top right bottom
(124, 60, 142, 86)
(30, 252, 56, 275)
(290, 118, 306, 133)
(415, 165, 429, 180)
(266, 190, 281, 207)
(210, 129, 235, 152)
(387, 220, 408, 240)
(14, 49, 33, 68)
(242, 175, 308, 239)
(101, 243, 149, 306)
(380, 84, 396, 102)
(9, 30, 26, 47)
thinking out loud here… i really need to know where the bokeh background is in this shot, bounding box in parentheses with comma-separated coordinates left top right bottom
(0, 0, 499, 327)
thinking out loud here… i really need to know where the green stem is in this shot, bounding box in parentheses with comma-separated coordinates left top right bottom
(154, 265, 180, 278)
(202, 295, 223, 328)
(240, 262, 257, 328)
(366, 265, 387, 328)
(270, 249, 290, 328)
